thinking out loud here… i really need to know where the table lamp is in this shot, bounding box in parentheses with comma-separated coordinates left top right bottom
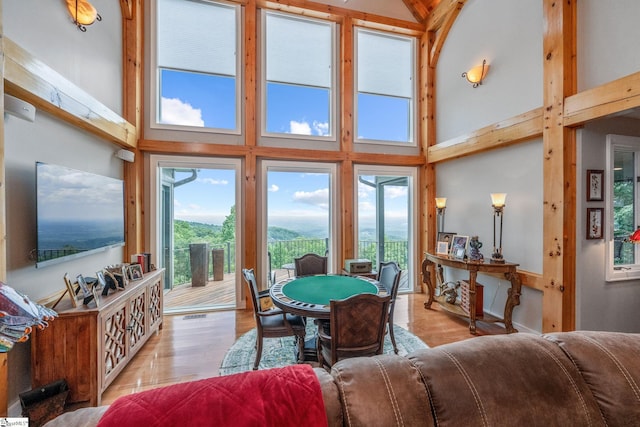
(491, 193, 506, 263)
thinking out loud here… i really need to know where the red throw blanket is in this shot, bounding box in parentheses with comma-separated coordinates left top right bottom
(97, 364, 327, 427)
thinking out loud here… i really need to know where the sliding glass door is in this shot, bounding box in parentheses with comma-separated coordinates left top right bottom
(151, 155, 242, 313)
(354, 165, 417, 292)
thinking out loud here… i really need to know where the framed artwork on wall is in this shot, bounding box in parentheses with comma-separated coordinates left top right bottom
(587, 208, 603, 239)
(586, 169, 604, 201)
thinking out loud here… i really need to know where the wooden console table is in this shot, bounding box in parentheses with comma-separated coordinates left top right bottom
(422, 253, 521, 334)
(31, 269, 164, 409)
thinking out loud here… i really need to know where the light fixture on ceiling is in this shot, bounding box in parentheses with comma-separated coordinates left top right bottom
(462, 59, 489, 88)
(66, 0, 102, 32)
(490, 193, 507, 263)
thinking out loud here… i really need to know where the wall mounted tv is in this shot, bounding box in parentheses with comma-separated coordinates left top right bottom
(36, 162, 125, 268)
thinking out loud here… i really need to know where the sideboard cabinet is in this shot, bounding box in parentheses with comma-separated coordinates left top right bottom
(31, 269, 164, 409)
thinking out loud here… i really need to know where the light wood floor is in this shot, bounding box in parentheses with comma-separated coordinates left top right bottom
(101, 292, 507, 405)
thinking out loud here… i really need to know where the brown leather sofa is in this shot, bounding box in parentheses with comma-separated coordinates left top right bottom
(45, 331, 640, 426)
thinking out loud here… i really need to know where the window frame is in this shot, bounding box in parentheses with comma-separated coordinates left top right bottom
(605, 134, 640, 281)
(146, 0, 244, 145)
(353, 27, 417, 149)
(258, 9, 339, 150)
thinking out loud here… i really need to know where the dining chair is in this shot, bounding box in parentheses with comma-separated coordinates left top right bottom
(294, 253, 328, 277)
(241, 268, 306, 370)
(316, 293, 391, 369)
(377, 261, 402, 354)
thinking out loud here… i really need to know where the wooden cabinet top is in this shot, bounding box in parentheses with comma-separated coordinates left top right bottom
(424, 252, 518, 273)
(53, 269, 164, 317)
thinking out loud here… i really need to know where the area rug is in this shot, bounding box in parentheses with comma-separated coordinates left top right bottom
(219, 322, 428, 375)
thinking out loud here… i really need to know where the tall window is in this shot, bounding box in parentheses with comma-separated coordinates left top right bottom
(263, 12, 335, 139)
(606, 134, 640, 281)
(355, 28, 415, 145)
(154, 0, 239, 132)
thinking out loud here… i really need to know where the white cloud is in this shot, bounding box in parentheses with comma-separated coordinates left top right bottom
(385, 186, 408, 199)
(269, 184, 279, 192)
(293, 188, 329, 209)
(198, 178, 229, 186)
(160, 97, 205, 127)
(313, 121, 329, 136)
(289, 120, 312, 135)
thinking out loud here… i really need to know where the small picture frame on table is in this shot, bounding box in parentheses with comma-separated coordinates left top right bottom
(76, 274, 99, 307)
(62, 273, 80, 308)
(586, 169, 604, 201)
(436, 232, 456, 254)
(587, 208, 604, 239)
(128, 264, 144, 281)
(436, 241, 449, 256)
(451, 235, 469, 259)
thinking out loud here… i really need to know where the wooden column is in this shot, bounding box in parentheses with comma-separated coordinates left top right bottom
(340, 17, 355, 262)
(541, 0, 576, 332)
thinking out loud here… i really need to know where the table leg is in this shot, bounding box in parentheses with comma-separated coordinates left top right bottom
(468, 271, 478, 335)
(422, 258, 435, 308)
(503, 271, 522, 333)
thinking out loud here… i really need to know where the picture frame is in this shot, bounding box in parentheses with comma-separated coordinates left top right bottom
(95, 270, 106, 291)
(76, 274, 99, 307)
(587, 169, 604, 201)
(436, 231, 456, 253)
(587, 207, 604, 239)
(436, 241, 449, 255)
(451, 235, 469, 259)
(128, 264, 144, 281)
(63, 273, 79, 308)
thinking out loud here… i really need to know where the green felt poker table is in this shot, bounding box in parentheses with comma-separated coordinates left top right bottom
(269, 274, 387, 319)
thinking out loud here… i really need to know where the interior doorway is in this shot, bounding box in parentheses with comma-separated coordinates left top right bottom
(151, 155, 242, 314)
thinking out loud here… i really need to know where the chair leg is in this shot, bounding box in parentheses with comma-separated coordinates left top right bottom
(389, 321, 398, 354)
(296, 334, 305, 363)
(254, 335, 263, 370)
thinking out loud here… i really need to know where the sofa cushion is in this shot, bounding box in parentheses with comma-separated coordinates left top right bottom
(331, 354, 435, 426)
(408, 333, 605, 427)
(544, 331, 640, 425)
(96, 364, 327, 427)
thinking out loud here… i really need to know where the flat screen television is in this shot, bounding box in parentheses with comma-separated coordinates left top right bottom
(36, 162, 125, 268)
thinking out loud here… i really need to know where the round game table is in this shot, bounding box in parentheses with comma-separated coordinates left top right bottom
(269, 274, 387, 319)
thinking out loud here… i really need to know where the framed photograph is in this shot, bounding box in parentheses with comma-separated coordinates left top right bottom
(95, 270, 106, 291)
(451, 235, 469, 259)
(63, 273, 79, 308)
(436, 241, 449, 255)
(128, 264, 144, 281)
(587, 169, 604, 201)
(76, 274, 98, 307)
(436, 231, 456, 252)
(587, 208, 604, 239)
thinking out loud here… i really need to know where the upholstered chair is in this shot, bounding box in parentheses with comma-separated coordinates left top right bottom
(294, 253, 328, 277)
(316, 293, 391, 369)
(241, 268, 306, 369)
(376, 261, 402, 354)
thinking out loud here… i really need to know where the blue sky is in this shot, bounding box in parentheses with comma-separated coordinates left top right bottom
(163, 72, 410, 236)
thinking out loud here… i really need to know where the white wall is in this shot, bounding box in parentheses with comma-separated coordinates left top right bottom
(434, 0, 543, 332)
(577, 0, 640, 91)
(436, 0, 542, 142)
(3, 0, 124, 413)
(577, 119, 640, 332)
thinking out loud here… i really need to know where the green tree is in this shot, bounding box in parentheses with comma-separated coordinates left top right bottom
(221, 205, 236, 243)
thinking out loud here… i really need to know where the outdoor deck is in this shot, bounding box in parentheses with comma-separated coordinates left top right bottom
(163, 268, 295, 311)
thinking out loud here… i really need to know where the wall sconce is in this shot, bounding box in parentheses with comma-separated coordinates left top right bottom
(490, 193, 507, 263)
(435, 197, 447, 233)
(462, 59, 489, 88)
(66, 0, 102, 32)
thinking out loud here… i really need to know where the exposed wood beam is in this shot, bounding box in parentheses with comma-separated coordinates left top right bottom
(429, 0, 464, 66)
(564, 71, 640, 127)
(427, 107, 544, 163)
(427, 0, 464, 32)
(259, 0, 424, 33)
(541, 0, 576, 332)
(119, 0, 133, 20)
(3, 37, 136, 148)
(401, 0, 431, 24)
